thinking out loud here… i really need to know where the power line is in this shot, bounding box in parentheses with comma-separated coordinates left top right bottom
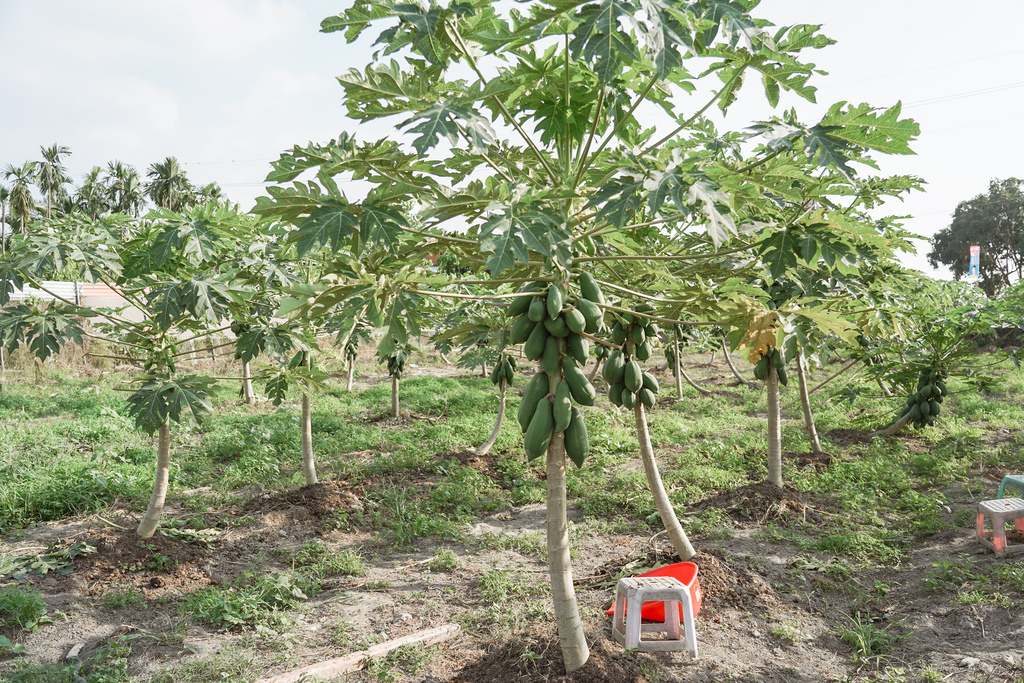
(904, 80, 1024, 108)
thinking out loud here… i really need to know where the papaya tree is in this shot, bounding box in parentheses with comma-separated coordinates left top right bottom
(1, 206, 255, 537)
(257, 0, 932, 669)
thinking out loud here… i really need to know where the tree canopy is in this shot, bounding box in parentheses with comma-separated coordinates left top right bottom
(928, 177, 1024, 295)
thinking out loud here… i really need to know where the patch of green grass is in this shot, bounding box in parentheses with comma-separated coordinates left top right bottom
(289, 540, 365, 579)
(4, 637, 133, 682)
(477, 570, 546, 603)
(179, 572, 318, 630)
(0, 585, 50, 632)
(837, 612, 908, 664)
(429, 547, 460, 572)
(365, 643, 434, 682)
(99, 586, 147, 610)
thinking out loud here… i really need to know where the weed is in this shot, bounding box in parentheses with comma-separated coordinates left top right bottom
(100, 586, 147, 610)
(477, 570, 545, 603)
(289, 540, 365, 579)
(837, 612, 908, 663)
(365, 644, 433, 682)
(180, 572, 318, 629)
(769, 620, 801, 643)
(428, 547, 460, 573)
(4, 635, 132, 682)
(0, 585, 50, 632)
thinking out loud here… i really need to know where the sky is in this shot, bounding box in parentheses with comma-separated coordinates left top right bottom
(2, 0, 1023, 278)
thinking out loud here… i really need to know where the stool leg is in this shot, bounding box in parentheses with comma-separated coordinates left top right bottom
(998, 480, 1006, 499)
(993, 513, 1007, 557)
(679, 591, 699, 659)
(624, 591, 643, 649)
(664, 601, 680, 640)
(612, 590, 628, 644)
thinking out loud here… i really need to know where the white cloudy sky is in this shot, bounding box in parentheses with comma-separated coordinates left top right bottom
(2, 0, 1023, 278)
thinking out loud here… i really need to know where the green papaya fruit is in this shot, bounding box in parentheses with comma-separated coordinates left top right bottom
(579, 272, 604, 304)
(621, 389, 636, 409)
(508, 355, 518, 371)
(524, 399, 554, 460)
(776, 366, 788, 387)
(546, 283, 565, 320)
(624, 360, 643, 393)
(638, 387, 656, 409)
(564, 406, 590, 467)
(641, 371, 659, 394)
(930, 401, 941, 416)
(631, 325, 646, 346)
(540, 336, 561, 375)
(510, 314, 535, 344)
(603, 350, 626, 384)
(524, 322, 548, 360)
(508, 292, 533, 317)
(646, 323, 660, 339)
(754, 356, 769, 381)
(561, 356, 596, 406)
(565, 308, 587, 335)
(909, 403, 922, 422)
(574, 298, 602, 334)
(635, 303, 654, 313)
(635, 340, 652, 361)
(528, 296, 546, 323)
(517, 372, 549, 433)
(567, 333, 589, 366)
(936, 381, 948, 396)
(608, 382, 625, 406)
(490, 364, 501, 385)
(621, 312, 634, 325)
(543, 315, 570, 338)
(553, 380, 572, 432)
(611, 323, 626, 345)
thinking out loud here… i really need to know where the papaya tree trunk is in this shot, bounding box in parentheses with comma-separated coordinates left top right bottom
(795, 349, 822, 455)
(546, 430, 589, 673)
(481, 361, 488, 378)
(868, 412, 912, 439)
(635, 402, 696, 560)
(587, 358, 603, 383)
(876, 377, 893, 397)
(137, 419, 171, 538)
(476, 378, 506, 456)
(346, 357, 355, 392)
(767, 365, 783, 487)
(207, 338, 217, 362)
(300, 352, 317, 485)
(723, 338, 755, 388)
(679, 363, 713, 396)
(242, 360, 255, 406)
(673, 334, 684, 398)
(391, 375, 400, 418)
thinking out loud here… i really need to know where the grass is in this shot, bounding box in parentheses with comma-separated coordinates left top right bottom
(0, 585, 50, 632)
(3, 351, 1024, 677)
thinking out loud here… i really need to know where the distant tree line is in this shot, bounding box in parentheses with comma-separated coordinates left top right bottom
(0, 145, 224, 249)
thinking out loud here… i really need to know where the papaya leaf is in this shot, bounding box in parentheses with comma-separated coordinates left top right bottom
(126, 376, 214, 436)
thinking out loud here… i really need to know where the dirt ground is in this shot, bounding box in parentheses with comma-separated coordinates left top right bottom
(3, 473, 1023, 682)
(2, 361, 1024, 682)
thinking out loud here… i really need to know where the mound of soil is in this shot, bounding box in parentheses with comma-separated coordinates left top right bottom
(785, 450, 833, 470)
(436, 449, 500, 474)
(243, 481, 362, 522)
(578, 547, 780, 615)
(825, 428, 872, 446)
(450, 635, 676, 683)
(70, 528, 212, 594)
(693, 481, 828, 523)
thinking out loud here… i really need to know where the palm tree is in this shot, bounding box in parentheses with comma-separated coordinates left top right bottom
(103, 161, 145, 217)
(2, 162, 39, 233)
(146, 157, 192, 211)
(0, 184, 9, 255)
(36, 144, 72, 219)
(76, 166, 109, 219)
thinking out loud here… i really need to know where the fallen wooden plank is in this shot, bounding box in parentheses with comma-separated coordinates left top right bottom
(255, 623, 460, 683)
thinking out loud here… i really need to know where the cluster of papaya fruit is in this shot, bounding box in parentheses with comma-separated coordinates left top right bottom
(753, 346, 787, 386)
(386, 350, 407, 380)
(605, 307, 659, 410)
(510, 274, 606, 466)
(901, 368, 947, 428)
(488, 354, 518, 385)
